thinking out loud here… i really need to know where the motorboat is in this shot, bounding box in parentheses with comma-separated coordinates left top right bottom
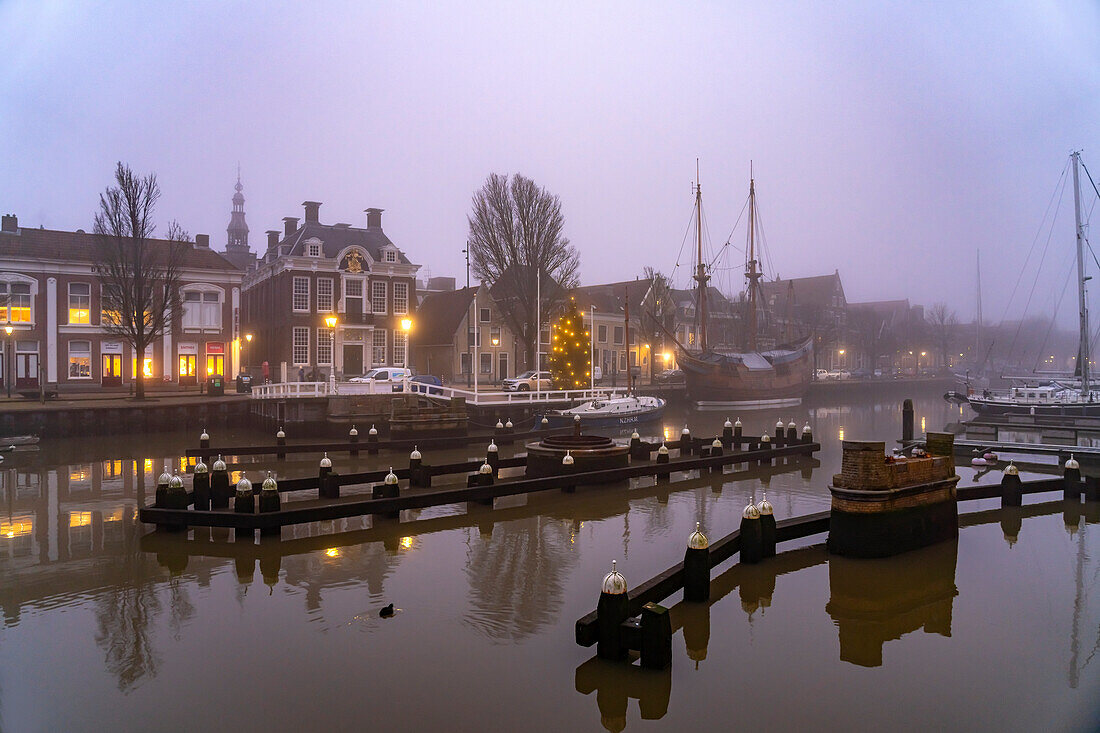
(539, 395, 666, 428)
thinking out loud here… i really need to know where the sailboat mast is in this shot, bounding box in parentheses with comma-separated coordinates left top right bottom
(976, 249, 982, 366)
(694, 161, 709, 352)
(746, 168, 760, 352)
(1073, 152, 1090, 394)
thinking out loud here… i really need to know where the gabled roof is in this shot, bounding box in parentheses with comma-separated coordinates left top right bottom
(0, 226, 242, 271)
(848, 299, 913, 328)
(571, 279, 652, 315)
(411, 287, 478, 346)
(759, 271, 845, 311)
(277, 221, 412, 265)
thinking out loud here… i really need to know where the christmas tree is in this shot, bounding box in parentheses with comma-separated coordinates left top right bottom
(549, 297, 591, 390)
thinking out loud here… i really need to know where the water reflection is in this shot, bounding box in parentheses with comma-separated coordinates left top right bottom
(575, 657, 671, 733)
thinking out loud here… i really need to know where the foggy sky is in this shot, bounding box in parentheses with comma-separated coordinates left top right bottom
(1, 1, 1098, 324)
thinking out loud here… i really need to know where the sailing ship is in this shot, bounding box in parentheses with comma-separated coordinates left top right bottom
(678, 168, 814, 407)
(965, 151, 1099, 417)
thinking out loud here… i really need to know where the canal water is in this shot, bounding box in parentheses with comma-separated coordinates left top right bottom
(2, 382, 1099, 731)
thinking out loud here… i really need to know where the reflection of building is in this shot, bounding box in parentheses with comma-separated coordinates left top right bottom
(825, 540, 958, 667)
(0, 214, 244, 390)
(241, 203, 420, 381)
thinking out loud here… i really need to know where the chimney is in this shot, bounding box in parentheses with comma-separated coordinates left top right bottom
(194, 233, 210, 249)
(365, 208, 384, 229)
(283, 217, 299, 236)
(302, 201, 321, 224)
(266, 230, 280, 249)
(1, 214, 17, 233)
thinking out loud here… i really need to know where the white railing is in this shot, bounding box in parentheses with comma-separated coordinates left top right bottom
(251, 379, 622, 405)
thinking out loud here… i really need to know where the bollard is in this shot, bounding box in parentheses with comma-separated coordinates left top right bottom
(902, 398, 914, 443)
(367, 424, 379, 455)
(276, 427, 286, 460)
(466, 461, 494, 505)
(573, 413, 582, 436)
(199, 428, 210, 463)
(495, 419, 505, 442)
(759, 433, 772, 465)
(709, 437, 723, 473)
(1064, 454, 1082, 500)
(775, 419, 785, 441)
(487, 440, 500, 476)
(757, 492, 776, 557)
(740, 499, 763, 564)
(787, 420, 798, 443)
(258, 472, 280, 536)
(561, 451, 576, 492)
(409, 446, 429, 488)
(680, 425, 692, 456)
(541, 416, 550, 430)
(319, 453, 339, 499)
(167, 470, 188, 510)
(639, 602, 672, 670)
(192, 460, 210, 511)
(371, 468, 401, 519)
(503, 418, 515, 446)
(722, 418, 734, 447)
(656, 443, 670, 483)
(596, 561, 630, 660)
(734, 417, 743, 442)
(802, 423, 813, 444)
(234, 474, 254, 544)
(211, 456, 230, 509)
(155, 465, 171, 508)
(630, 430, 642, 459)
(349, 425, 359, 457)
(1001, 462, 1022, 507)
(684, 522, 710, 602)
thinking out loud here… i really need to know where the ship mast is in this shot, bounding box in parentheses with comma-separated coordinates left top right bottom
(694, 160, 709, 352)
(746, 165, 761, 351)
(1073, 151, 1090, 396)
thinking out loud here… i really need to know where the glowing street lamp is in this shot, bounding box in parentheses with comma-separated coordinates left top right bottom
(324, 316, 337, 381)
(400, 317, 413, 370)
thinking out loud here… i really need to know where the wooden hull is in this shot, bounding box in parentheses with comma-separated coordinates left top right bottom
(680, 339, 814, 407)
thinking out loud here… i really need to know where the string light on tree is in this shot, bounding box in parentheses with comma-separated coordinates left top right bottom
(549, 297, 591, 389)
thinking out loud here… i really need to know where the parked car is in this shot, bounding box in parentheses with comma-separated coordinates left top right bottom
(348, 367, 414, 391)
(408, 374, 443, 395)
(851, 368, 873, 379)
(592, 366, 603, 381)
(653, 368, 685, 384)
(502, 370, 553, 391)
(815, 368, 830, 381)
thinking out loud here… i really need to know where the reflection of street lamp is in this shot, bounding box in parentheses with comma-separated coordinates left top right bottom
(4, 325, 12, 399)
(325, 316, 338, 378)
(400, 317, 413, 370)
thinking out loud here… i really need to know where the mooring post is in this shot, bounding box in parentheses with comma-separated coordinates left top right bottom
(1001, 462, 1023, 507)
(487, 440, 500, 477)
(409, 446, 427, 487)
(787, 420, 798, 444)
(367, 424, 379, 455)
(596, 561, 630, 660)
(155, 465, 171, 509)
(199, 428, 210, 464)
(656, 443, 670, 483)
(371, 469, 401, 519)
(167, 470, 188, 510)
(774, 420, 785, 442)
(758, 492, 776, 557)
(902, 398, 914, 443)
(192, 460, 210, 511)
(759, 433, 772, 465)
(466, 461, 494, 505)
(709, 438, 723, 473)
(740, 499, 763, 563)
(1064, 454, 1082, 500)
(734, 417, 743, 443)
(275, 427, 286, 460)
(630, 430, 642, 459)
(684, 523, 710, 602)
(540, 416, 550, 430)
(318, 453, 336, 499)
(258, 472, 280, 536)
(573, 414, 582, 437)
(503, 418, 515, 446)
(349, 425, 359, 457)
(561, 451, 576, 493)
(639, 602, 672, 670)
(211, 456, 230, 509)
(234, 474, 254, 543)
(680, 425, 692, 456)
(722, 418, 733, 448)
(495, 419, 505, 442)
(802, 423, 813, 444)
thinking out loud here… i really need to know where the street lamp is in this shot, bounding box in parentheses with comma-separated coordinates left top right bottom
(243, 333, 252, 375)
(400, 317, 413, 371)
(4, 325, 12, 399)
(325, 316, 337, 381)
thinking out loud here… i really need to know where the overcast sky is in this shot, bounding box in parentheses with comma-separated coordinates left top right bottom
(1, 1, 1097, 323)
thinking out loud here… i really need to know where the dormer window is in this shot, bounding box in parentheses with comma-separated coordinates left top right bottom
(308, 242, 322, 258)
(384, 250, 397, 263)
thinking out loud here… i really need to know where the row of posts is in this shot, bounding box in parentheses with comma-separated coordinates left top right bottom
(1000, 454, 1100, 505)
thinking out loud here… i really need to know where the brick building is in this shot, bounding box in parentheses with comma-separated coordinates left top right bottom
(242, 203, 419, 381)
(0, 214, 244, 391)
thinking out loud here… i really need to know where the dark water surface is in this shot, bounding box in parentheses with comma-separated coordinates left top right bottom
(2, 383, 1099, 731)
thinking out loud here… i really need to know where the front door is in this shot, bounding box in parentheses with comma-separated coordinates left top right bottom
(103, 354, 123, 387)
(178, 354, 197, 386)
(343, 344, 363, 376)
(498, 352, 508, 380)
(16, 352, 38, 388)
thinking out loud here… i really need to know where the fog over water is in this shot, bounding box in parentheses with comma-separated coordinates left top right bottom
(1, 2, 1098, 319)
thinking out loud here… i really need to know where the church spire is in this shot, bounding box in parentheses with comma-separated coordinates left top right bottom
(227, 166, 249, 253)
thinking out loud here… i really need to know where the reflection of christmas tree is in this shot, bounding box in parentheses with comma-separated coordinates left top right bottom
(549, 297, 591, 390)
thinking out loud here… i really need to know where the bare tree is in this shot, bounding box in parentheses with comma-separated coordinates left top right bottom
(926, 302, 958, 371)
(467, 173, 579, 366)
(639, 267, 676, 357)
(94, 163, 189, 399)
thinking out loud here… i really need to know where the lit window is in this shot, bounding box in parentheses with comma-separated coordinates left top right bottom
(317, 278, 334, 313)
(0, 282, 33, 324)
(372, 329, 387, 365)
(68, 283, 90, 324)
(393, 282, 408, 315)
(371, 281, 387, 314)
(293, 277, 310, 311)
(293, 327, 310, 365)
(68, 340, 91, 379)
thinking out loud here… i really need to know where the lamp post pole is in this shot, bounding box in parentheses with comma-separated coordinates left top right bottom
(590, 306, 595, 394)
(464, 244, 472, 389)
(4, 325, 12, 399)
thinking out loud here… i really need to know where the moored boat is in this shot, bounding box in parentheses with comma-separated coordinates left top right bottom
(538, 395, 666, 428)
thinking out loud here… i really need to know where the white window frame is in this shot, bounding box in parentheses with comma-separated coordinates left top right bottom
(371, 281, 387, 315)
(180, 284, 224, 330)
(293, 277, 310, 312)
(372, 328, 387, 365)
(68, 340, 92, 380)
(393, 282, 408, 316)
(317, 278, 334, 313)
(384, 249, 397, 263)
(68, 282, 91, 325)
(292, 327, 310, 365)
(479, 307, 491, 323)
(317, 328, 333, 366)
(308, 242, 322, 258)
(393, 330, 407, 367)
(0, 276, 37, 325)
